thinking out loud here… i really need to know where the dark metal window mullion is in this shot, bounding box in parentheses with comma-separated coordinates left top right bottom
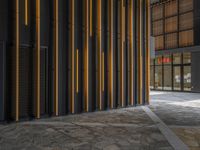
(172, 54, 174, 91)
(153, 59, 155, 90)
(162, 55, 164, 90)
(177, 0, 180, 48)
(181, 53, 184, 91)
(163, 3, 165, 50)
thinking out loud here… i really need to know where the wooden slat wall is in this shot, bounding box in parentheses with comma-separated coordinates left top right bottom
(179, 30, 194, 47)
(152, 5, 163, 21)
(54, 0, 59, 116)
(165, 33, 177, 49)
(152, 0, 194, 51)
(153, 20, 163, 35)
(165, 16, 177, 33)
(165, 0, 177, 17)
(179, 12, 193, 30)
(179, 0, 193, 13)
(15, 0, 19, 121)
(155, 35, 164, 50)
(146, 0, 151, 104)
(36, 0, 41, 119)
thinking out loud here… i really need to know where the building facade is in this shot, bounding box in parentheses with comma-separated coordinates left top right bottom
(151, 0, 200, 92)
(0, 0, 150, 122)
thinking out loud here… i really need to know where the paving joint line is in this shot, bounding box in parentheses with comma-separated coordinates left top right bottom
(142, 106, 189, 150)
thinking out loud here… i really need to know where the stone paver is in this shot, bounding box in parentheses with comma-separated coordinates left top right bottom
(1, 91, 200, 150)
(149, 91, 200, 150)
(0, 107, 172, 150)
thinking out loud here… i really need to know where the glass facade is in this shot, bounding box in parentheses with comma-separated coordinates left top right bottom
(155, 66, 163, 90)
(150, 52, 191, 91)
(164, 65, 172, 90)
(173, 66, 181, 90)
(184, 66, 191, 91)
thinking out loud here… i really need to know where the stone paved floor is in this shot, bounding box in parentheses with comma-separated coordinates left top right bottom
(149, 91, 200, 150)
(0, 108, 172, 150)
(0, 91, 200, 150)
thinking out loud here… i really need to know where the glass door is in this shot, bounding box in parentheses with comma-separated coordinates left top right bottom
(183, 66, 191, 91)
(155, 66, 163, 90)
(173, 66, 181, 91)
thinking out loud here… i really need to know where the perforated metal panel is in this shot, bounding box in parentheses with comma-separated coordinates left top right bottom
(16, 47, 48, 119)
(19, 47, 32, 118)
(40, 48, 48, 115)
(0, 41, 5, 121)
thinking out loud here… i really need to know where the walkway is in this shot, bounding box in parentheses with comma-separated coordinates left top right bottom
(0, 91, 199, 150)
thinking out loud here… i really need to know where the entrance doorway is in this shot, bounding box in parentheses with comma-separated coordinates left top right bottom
(150, 53, 191, 92)
(173, 66, 181, 91)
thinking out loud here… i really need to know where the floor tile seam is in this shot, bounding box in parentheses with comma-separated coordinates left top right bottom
(168, 125, 200, 129)
(21, 121, 154, 128)
(142, 106, 189, 150)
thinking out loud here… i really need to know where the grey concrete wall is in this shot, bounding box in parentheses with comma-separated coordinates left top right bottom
(191, 52, 200, 92)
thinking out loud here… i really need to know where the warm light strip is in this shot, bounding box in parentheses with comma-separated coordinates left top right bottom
(36, 0, 40, 119)
(102, 52, 104, 92)
(110, 0, 114, 108)
(146, 0, 150, 104)
(138, 0, 143, 105)
(25, 0, 28, 26)
(98, 0, 102, 110)
(85, 0, 89, 112)
(130, 0, 134, 105)
(121, 0, 125, 107)
(54, 0, 59, 116)
(16, 0, 19, 121)
(76, 49, 79, 93)
(71, 0, 75, 113)
(90, 0, 92, 36)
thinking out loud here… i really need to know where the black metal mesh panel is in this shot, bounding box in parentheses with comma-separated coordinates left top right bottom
(40, 49, 47, 115)
(19, 47, 33, 118)
(0, 42, 5, 121)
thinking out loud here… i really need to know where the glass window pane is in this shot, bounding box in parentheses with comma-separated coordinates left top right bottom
(155, 56, 162, 65)
(173, 53, 181, 64)
(184, 66, 191, 91)
(173, 66, 181, 91)
(183, 53, 191, 64)
(151, 59, 154, 65)
(163, 55, 172, 65)
(150, 66, 154, 89)
(164, 65, 172, 90)
(155, 66, 163, 90)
